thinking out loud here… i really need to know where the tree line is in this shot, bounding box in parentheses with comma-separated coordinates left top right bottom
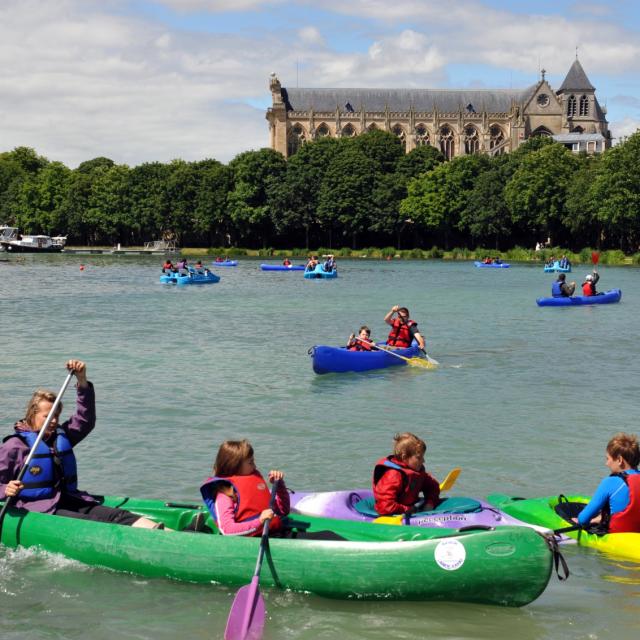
(1, 129, 639, 251)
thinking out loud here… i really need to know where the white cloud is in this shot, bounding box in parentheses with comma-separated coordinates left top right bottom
(611, 117, 640, 143)
(154, 0, 285, 11)
(298, 26, 324, 45)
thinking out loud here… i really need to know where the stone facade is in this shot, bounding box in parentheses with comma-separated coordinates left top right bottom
(266, 60, 610, 159)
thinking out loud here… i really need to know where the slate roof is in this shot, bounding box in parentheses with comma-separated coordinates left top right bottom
(282, 87, 537, 114)
(553, 133, 605, 142)
(557, 60, 595, 92)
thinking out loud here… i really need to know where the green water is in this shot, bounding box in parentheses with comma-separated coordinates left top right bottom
(1, 255, 639, 639)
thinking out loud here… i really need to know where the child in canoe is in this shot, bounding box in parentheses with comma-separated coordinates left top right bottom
(373, 432, 440, 516)
(574, 432, 640, 533)
(200, 439, 290, 535)
(347, 326, 374, 351)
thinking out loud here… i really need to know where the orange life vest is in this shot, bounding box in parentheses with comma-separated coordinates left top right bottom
(387, 318, 416, 348)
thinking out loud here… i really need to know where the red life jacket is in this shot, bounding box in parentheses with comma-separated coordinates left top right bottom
(609, 473, 640, 533)
(373, 456, 424, 508)
(582, 282, 595, 296)
(348, 339, 373, 352)
(387, 318, 416, 348)
(200, 471, 282, 536)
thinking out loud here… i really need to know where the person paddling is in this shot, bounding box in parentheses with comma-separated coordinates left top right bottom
(0, 360, 163, 530)
(384, 306, 425, 351)
(573, 433, 640, 534)
(551, 273, 576, 298)
(347, 326, 374, 351)
(582, 270, 600, 296)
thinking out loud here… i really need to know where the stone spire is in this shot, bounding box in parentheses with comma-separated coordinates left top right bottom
(557, 59, 595, 93)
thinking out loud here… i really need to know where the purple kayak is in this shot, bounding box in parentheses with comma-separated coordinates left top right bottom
(290, 489, 550, 531)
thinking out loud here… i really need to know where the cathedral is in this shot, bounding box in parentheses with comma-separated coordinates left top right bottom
(266, 59, 611, 160)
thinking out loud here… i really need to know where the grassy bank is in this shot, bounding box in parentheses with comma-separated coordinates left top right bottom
(178, 246, 639, 266)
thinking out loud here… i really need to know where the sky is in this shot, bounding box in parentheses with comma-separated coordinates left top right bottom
(1, 0, 639, 168)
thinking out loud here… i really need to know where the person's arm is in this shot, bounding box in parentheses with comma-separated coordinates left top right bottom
(577, 476, 620, 526)
(592, 272, 600, 285)
(274, 480, 290, 516)
(374, 469, 411, 515)
(63, 382, 96, 447)
(384, 306, 398, 326)
(0, 441, 26, 500)
(410, 326, 425, 350)
(420, 472, 441, 509)
(214, 492, 263, 535)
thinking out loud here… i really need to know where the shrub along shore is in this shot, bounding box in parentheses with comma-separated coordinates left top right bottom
(98, 245, 639, 266)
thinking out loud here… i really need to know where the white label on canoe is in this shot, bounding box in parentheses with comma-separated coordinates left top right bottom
(434, 539, 466, 571)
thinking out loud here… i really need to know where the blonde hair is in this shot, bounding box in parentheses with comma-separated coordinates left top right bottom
(607, 433, 640, 469)
(23, 389, 61, 428)
(214, 439, 254, 476)
(393, 432, 426, 461)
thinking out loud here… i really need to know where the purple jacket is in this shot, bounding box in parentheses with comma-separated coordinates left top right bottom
(0, 382, 96, 513)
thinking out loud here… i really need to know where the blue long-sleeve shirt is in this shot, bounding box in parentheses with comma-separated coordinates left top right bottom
(578, 470, 640, 526)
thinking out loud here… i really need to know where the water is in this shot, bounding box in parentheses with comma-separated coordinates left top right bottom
(1, 255, 639, 639)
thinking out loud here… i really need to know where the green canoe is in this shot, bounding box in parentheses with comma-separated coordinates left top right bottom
(0, 495, 556, 606)
(487, 493, 640, 563)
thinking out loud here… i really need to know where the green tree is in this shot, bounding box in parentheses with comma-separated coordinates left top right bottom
(396, 144, 444, 180)
(351, 130, 404, 174)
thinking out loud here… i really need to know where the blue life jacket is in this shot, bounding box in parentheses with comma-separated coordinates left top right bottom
(5, 429, 78, 499)
(551, 280, 564, 297)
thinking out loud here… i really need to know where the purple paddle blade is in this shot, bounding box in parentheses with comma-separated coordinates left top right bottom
(224, 577, 266, 640)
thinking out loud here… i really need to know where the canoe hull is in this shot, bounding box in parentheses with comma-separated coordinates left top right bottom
(474, 261, 510, 268)
(211, 261, 237, 267)
(0, 495, 554, 606)
(160, 271, 220, 285)
(260, 264, 305, 271)
(486, 493, 640, 562)
(310, 344, 422, 374)
(536, 288, 621, 306)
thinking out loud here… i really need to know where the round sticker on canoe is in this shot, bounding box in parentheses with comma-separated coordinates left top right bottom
(434, 539, 466, 571)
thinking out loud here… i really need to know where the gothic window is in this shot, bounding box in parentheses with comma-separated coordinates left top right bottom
(579, 95, 589, 116)
(342, 124, 356, 137)
(567, 95, 577, 117)
(287, 123, 306, 156)
(531, 126, 552, 137)
(489, 125, 505, 153)
(463, 125, 479, 155)
(392, 124, 406, 151)
(439, 125, 454, 160)
(415, 124, 430, 146)
(316, 123, 329, 138)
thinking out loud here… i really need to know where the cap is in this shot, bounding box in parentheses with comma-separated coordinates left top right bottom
(585, 274, 593, 281)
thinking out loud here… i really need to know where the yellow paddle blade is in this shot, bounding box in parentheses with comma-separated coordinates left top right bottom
(372, 515, 404, 525)
(407, 357, 436, 369)
(439, 467, 461, 492)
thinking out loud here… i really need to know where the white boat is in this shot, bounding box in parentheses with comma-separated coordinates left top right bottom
(0, 227, 66, 253)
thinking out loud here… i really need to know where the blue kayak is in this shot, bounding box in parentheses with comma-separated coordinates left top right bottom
(310, 344, 423, 374)
(211, 260, 237, 267)
(304, 264, 338, 279)
(474, 261, 510, 268)
(160, 269, 220, 286)
(543, 261, 571, 273)
(536, 288, 621, 307)
(261, 264, 305, 271)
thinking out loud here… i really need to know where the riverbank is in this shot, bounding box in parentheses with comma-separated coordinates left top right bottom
(61, 245, 640, 266)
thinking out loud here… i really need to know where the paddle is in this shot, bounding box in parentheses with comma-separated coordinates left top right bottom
(591, 251, 599, 267)
(224, 481, 279, 640)
(356, 338, 438, 369)
(373, 467, 461, 525)
(554, 524, 581, 535)
(0, 369, 75, 538)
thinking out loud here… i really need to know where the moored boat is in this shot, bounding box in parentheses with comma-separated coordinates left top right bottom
(0, 230, 66, 253)
(486, 494, 640, 562)
(261, 263, 305, 271)
(536, 288, 621, 307)
(0, 494, 556, 606)
(474, 261, 510, 268)
(291, 488, 550, 532)
(310, 343, 423, 374)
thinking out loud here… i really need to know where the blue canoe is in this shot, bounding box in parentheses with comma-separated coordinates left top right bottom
(160, 269, 220, 286)
(304, 264, 338, 279)
(211, 260, 237, 267)
(543, 261, 571, 273)
(261, 264, 305, 271)
(474, 261, 510, 268)
(310, 344, 423, 374)
(536, 288, 621, 307)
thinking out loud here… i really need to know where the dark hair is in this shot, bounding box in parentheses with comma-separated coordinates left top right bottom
(398, 307, 409, 316)
(558, 274, 566, 281)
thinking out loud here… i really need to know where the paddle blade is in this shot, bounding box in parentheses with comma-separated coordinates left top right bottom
(408, 357, 436, 369)
(225, 579, 266, 640)
(439, 468, 461, 492)
(591, 251, 599, 265)
(372, 515, 404, 525)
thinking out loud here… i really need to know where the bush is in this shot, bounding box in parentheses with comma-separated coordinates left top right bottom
(381, 246, 396, 257)
(428, 246, 444, 259)
(504, 246, 532, 262)
(632, 253, 640, 265)
(599, 249, 625, 265)
(257, 247, 274, 257)
(578, 248, 594, 264)
(337, 246, 352, 257)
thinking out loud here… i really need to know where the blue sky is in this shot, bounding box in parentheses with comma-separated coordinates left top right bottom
(0, 0, 638, 166)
